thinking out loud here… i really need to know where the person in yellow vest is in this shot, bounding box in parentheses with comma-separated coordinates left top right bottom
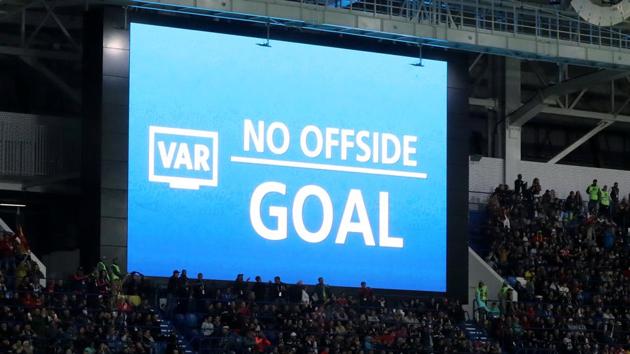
(475, 281, 489, 319)
(94, 257, 110, 281)
(476, 281, 488, 305)
(110, 258, 123, 295)
(586, 179, 600, 214)
(599, 185, 610, 218)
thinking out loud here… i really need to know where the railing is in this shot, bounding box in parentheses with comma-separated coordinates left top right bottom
(0, 112, 80, 178)
(469, 190, 492, 208)
(304, 0, 630, 51)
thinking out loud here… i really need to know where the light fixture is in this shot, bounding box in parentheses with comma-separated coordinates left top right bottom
(257, 20, 272, 47)
(571, 0, 630, 26)
(0, 203, 26, 208)
(411, 45, 424, 67)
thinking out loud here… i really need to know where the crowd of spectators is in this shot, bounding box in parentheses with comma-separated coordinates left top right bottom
(164, 272, 500, 353)
(484, 175, 630, 352)
(0, 227, 181, 354)
(3, 174, 630, 353)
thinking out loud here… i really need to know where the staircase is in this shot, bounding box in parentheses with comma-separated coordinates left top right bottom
(159, 316, 194, 354)
(0, 217, 47, 287)
(462, 320, 489, 341)
(461, 320, 491, 346)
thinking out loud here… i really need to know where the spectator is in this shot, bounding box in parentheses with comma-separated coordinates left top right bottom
(485, 177, 630, 351)
(233, 273, 248, 300)
(514, 174, 525, 195)
(201, 316, 214, 336)
(611, 181, 620, 203)
(313, 276, 330, 304)
(574, 190, 584, 214)
(109, 258, 122, 294)
(176, 269, 189, 312)
(122, 271, 144, 296)
(252, 275, 266, 301)
(93, 257, 109, 281)
(270, 276, 286, 302)
(600, 185, 611, 217)
(497, 282, 510, 312)
(175, 281, 481, 353)
(476, 281, 488, 304)
(0, 233, 15, 272)
(71, 266, 88, 292)
(358, 281, 373, 305)
(166, 269, 179, 317)
(191, 272, 207, 311)
(0, 228, 181, 353)
(586, 179, 600, 213)
(299, 282, 310, 304)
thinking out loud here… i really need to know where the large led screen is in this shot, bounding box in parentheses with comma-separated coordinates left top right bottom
(128, 23, 447, 292)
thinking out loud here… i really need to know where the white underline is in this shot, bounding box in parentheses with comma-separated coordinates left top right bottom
(230, 156, 428, 180)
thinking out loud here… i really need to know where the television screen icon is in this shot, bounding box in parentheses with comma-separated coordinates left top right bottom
(148, 125, 219, 190)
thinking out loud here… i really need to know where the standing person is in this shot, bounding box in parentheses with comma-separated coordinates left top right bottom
(358, 281, 373, 306)
(252, 276, 266, 302)
(564, 191, 576, 220)
(586, 179, 600, 214)
(574, 191, 584, 215)
(291, 280, 308, 303)
(96, 270, 111, 297)
(476, 281, 488, 305)
(93, 257, 110, 281)
(514, 174, 525, 196)
(270, 276, 286, 302)
(72, 266, 89, 292)
(619, 197, 629, 237)
(600, 185, 610, 218)
(166, 270, 179, 318)
(611, 182, 620, 215)
(192, 273, 207, 311)
(497, 282, 510, 313)
(0, 233, 15, 272)
(177, 269, 190, 313)
(110, 258, 122, 295)
(313, 277, 330, 304)
(233, 274, 248, 300)
(530, 178, 541, 196)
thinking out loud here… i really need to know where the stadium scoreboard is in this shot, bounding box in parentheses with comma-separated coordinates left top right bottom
(127, 22, 454, 293)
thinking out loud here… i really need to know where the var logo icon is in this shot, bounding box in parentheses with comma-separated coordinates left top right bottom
(148, 126, 219, 190)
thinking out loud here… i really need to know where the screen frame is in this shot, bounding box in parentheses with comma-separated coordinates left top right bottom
(93, 7, 469, 302)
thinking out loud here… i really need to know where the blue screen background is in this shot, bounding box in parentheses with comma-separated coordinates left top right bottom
(128, 23, 447, 292)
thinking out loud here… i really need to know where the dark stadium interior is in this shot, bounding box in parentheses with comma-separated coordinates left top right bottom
(0, 0, 629, 352)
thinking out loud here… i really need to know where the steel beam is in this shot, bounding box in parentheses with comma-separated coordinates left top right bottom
(467, 100, 630, 123)
(509, 69, 630, 127)
(20, 56, 81, 104)
(468, 97, 497, 110)
(468, 53, 484, 73)
(615, 97, 630, 115)
(569, 88, 587, 109)
(125, 0, 630, 69)
(547, 120, 615, 164)
(0, 45, 80, 60)
(541, 106, 630, 123)
(21, 172, 80, 190)
(40, 0, 79, 49)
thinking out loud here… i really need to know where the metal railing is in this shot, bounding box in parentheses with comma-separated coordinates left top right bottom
(304, 0, 630, 51)
(0, 112, 80, 178)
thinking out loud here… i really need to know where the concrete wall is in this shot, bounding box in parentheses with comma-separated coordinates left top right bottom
(465, 247, 516, 316)
(100, 8, 129, 271)
(469, 157, 630, 201)
(41, 249, 80, 282)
